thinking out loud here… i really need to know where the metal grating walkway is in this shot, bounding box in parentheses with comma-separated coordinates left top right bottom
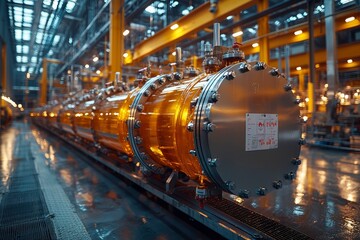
(207, 197, 313, 240)
(0, 133, 57, 240)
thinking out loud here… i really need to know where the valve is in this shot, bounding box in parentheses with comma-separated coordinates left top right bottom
(195, 185, 207, 209)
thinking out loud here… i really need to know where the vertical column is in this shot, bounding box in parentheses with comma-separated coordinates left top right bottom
(324, 0, 339, 124)
(258, 0, 269, 63)
(40, 59, 47, 106)
(1, 44, 6, 95)
(298, 72, 305, 93)
(308, 0, 315, 116)
(324, 0, 338, 98)
(109, 0, 124, 82)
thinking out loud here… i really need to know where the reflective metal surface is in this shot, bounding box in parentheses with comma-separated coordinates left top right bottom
(195, 62, 301, 196)
(241, 146, 360, 239)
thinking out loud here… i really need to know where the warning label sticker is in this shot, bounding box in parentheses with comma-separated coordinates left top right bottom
(245, 113, 278, 151)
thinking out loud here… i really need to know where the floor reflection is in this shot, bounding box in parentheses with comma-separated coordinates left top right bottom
(242, 146, 360, 239)
(30, 125, 215, 240)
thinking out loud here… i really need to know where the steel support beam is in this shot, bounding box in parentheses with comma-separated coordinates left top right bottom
(132, 0, 254, 62)
(40, 58, 63, 106)
(258, 0, 269, 63)
(109, 0, 124, 82)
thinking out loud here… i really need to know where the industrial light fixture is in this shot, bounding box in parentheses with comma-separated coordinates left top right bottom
(347, 59, 353, 63)
(232, 31, 243, 37)
(294, 30, 303, 35)
(123, 29, 130, 36)
(296, 66, 302, 71)
(26, 72, 30, 79)
(85, 64, 89, 68)
(252, 42, 259, 48)
(345, 16, 355, 22)
(96, 70, 101, 74)
(93, 56, 99, 62)
(123, 52, 128, 58)
(170, 23, 179, 30)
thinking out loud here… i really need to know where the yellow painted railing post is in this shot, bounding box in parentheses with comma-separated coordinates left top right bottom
(258, 0, 269, 63)
(109, 0, 124, 82)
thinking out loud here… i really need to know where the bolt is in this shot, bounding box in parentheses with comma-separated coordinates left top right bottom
(134, 120, 141, 129)
(203, 122, 215, 132)
(300, 116, 308, 123)
(226, 181, 235, 190)
(187, 121, 194, 132)
(207, 158, 217, 166)
(190, 97, 198, 108)
(254, 62, 266, 71)
(137, 104, 144, 112)
(174, 72, 182, 80)
(158, 77, 165, 84)
(135, 136, 142, 144)
(224, 71, 235, 80)
(284, 84, 292, 92)
(150, 83, 157, 90)
(298, 138, 306, 145)
(189, 150, 197, 156)
(273, 180, 282, 189)
(239, 63, 251, 73)
(257, 187, 267, 196)
(239, 190, 249, 198)
(294, 98, 301, 104)
(285, 172, 296, 180)
(209, 92, 220, 103)
(292, 157, 302, 165)
(165, 75, 172, 81)
(144, 90, 151, 97)
(270, 68, 280, 77)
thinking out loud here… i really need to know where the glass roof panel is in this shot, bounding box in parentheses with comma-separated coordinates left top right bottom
(23, 46, 29, 54)
(36, 32, 44, 44)
(23, 30, 31, 41)
(66, 0, 77, 13)
(53, 35, 61, 46)
(15, 29, 22, 40)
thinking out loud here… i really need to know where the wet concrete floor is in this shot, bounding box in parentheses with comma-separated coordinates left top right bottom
(1, 121, 222, 240)
(1, 120, 359, 239)
(242, 144, 360, 239)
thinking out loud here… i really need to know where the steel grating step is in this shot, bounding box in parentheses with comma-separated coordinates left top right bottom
(8, 175, 40, 192)
(0, 190, 48, 226)
(0, 218, 56, 240)
(207, 198, 313, 240)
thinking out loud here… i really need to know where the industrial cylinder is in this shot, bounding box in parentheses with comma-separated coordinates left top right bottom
(92, 86, 133, 157)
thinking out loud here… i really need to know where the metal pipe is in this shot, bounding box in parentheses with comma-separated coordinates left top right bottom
(213, 23, 220, 47)
(115, 72, 120, 86)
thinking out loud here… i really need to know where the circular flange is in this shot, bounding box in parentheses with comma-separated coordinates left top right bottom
(128, 75, 170, 174)
(194, 62, 301, 197)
